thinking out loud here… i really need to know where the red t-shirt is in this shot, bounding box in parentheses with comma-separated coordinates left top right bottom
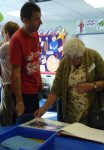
(10, 28, 42, 94)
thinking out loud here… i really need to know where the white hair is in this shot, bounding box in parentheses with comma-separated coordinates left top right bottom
(63, 37, 85, 59)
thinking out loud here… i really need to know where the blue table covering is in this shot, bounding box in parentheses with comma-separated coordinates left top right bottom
(51, 135, 104, 150)
(0, 126, 104, 150)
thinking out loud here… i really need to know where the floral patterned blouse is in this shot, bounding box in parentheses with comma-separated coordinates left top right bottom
(67, 63, 90, 123)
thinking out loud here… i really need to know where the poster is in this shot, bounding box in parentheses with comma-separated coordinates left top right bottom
(96, 18, 104, 30)
(39, 26, 66, 74)
(86, 19, 95, 27)
(76, 20, 85, 34)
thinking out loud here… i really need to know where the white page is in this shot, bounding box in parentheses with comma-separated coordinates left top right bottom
(62, 123, 104, 143)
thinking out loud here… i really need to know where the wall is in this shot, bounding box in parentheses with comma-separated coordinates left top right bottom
(76, 18, 104, 35)
(1, 17, 104, 40)
(1, 17, 104, 39)
(40, 18, 104, 38)
(40, 20, 76, 37)
(78, 33, 104, 59)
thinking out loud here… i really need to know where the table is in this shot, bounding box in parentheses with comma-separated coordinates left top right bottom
(51, 135, 104, 150)
(0, 126, 104, 150)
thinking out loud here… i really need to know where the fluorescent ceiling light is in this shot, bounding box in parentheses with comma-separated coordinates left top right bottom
(7, 10, 20, 18)
(84, 0, 104, 8)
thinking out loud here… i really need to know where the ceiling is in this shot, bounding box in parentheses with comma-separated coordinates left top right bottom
(0, 0, 104, 25)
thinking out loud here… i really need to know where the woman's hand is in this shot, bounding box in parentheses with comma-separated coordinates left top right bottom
(75, 83, 93, 94)
(34, 107, 46, 118)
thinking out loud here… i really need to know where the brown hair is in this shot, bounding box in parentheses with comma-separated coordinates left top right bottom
(20, 2, 41, 22)
(4, 21, 19, 38)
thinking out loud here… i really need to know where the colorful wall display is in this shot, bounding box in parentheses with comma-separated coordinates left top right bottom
(38, 26, 67, 74)
(76, 18, 104, 34)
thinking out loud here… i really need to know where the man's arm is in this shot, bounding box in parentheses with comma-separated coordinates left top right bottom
(12, 64, 25, 116)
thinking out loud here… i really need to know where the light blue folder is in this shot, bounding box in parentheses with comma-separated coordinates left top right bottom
(1, 135, 42, 150)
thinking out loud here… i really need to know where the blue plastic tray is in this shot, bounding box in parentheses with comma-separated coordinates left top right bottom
(0, 126, 56, 150)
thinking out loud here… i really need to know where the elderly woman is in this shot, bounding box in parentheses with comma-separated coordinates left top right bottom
(35, 37, 104, 126)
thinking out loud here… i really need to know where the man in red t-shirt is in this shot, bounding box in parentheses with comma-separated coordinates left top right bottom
(10, 2, 42, 121)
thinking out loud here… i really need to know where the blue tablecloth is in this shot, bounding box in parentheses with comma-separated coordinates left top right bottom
(0, 126, 104, 150)
(51, 135, 104, 150)
(0, 126, 15, 134)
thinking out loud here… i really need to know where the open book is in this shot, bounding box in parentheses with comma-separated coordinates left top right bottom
(60, 122, 104, 144)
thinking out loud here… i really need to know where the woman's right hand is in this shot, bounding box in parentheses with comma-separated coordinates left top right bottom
(76, 83, 94, 94)
(34, 107, 46, 118)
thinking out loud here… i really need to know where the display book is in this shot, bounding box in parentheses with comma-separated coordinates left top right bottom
(21, 118, 104, 144)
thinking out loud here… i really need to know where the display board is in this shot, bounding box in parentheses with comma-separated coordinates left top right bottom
(77, 33, 104, 60)
(39, 34, 63, 74)
(39, 26, 67, 74)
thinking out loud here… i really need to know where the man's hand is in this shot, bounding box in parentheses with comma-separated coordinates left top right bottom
(16, 102, 25, 116)
(34, 107, 46, 118)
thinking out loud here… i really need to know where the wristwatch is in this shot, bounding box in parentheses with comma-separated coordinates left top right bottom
(93, 82, 97, 90)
